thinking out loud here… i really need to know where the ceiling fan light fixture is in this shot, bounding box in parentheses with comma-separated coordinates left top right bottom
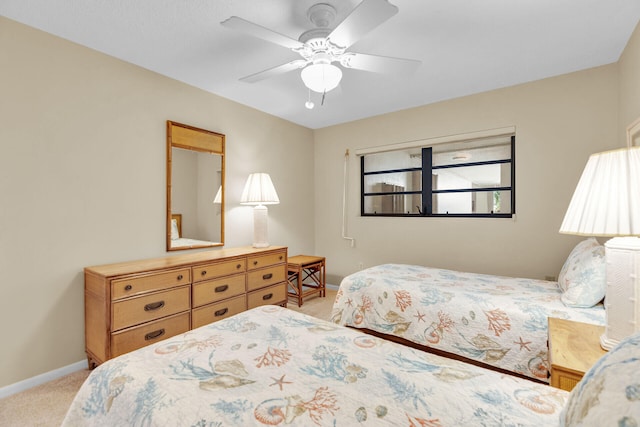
(301, 63, 342, 93)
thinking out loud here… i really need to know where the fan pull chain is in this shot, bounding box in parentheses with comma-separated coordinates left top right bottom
(305, 88, 314, 109)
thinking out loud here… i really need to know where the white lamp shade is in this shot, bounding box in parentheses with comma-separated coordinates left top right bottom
(560, 147, 640, 236)
(240, 173, 280, 205)
(213, 186, 222, 204)
(301, 63, 342, 93)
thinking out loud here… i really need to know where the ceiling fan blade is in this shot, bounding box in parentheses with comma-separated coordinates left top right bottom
(239, 60, 308, 83)
(221, 16, 304, 50)
(327, 0, 398, 49)
(340, 52, 421, 74)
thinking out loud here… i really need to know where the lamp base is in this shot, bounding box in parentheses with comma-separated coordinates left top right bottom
(252, 205, 270, 248)
(600, 334, 619, 351)
(600, 236, 640, 351)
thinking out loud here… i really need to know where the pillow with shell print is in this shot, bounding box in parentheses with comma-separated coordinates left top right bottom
(560, 332, 640, 426)
(557, 238, 606, 308)
(171, 218, 180, 240)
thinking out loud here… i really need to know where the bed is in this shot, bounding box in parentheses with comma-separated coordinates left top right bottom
(170, 213, 219, 248)
(63, 305, 571, 426)
(331, 239, 607, 383)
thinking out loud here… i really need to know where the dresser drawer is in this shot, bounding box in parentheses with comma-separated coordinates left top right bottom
(111, 268, 191, 300)
(247, 265, 285, 292)
(247, 251, 286, 271)
(248, 283, 286, 308)
(111, 312, 190, 358)
(193, 259, 246, 283)
(192, 274, 246, 308)
(192, 295, 247, 329)
(112, 286, 191, 331)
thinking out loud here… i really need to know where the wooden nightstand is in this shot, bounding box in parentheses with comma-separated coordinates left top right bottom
(548, 317, 607, 391)
(287, 255, 326, 307)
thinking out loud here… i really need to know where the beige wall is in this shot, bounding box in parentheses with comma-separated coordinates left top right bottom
(314, 64, 621, 285)
(0, 17, 315, 388)
(619, 21, 640, 143)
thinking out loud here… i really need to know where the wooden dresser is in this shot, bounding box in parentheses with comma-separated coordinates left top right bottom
(85, 246, 287, 367)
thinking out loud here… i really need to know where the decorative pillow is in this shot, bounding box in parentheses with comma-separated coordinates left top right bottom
(558, 238, 600, 292)
(560, 332, 640, 426)
(557, 238, 606, 308)
(171, 218, 180, 240)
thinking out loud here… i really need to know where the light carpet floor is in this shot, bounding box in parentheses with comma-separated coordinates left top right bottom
(0, 289, 337, 426)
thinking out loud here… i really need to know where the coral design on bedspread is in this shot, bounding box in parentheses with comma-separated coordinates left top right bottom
(63, 306, 568, 426)
(331, 264, 605, 382)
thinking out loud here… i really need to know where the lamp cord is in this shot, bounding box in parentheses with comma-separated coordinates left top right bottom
(627, 115, 640, 149)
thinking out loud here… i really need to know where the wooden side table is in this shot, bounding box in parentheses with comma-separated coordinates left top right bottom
(287, 255, 326, 307)
(548, 317, 607, 391)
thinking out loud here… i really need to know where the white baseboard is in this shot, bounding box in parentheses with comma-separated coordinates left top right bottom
(0, 359, 87, 400)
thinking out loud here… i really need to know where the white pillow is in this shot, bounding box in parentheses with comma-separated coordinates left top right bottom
(557, 238, 606, 308)
(171, 218, 180, 240)
(560, 332, 640, 426)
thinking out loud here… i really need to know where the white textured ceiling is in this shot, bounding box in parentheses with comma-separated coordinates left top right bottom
(1, 0, 639, 129)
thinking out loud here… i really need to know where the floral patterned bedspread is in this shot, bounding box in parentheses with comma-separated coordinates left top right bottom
(63, 306, 568, 426)
(331, 264, 605, 382)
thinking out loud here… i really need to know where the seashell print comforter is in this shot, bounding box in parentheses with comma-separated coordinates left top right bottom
(63, 306, 569, 426)
(331, 264, 606, 382)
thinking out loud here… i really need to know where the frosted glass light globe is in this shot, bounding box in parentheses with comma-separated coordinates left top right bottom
(301, 63, 342, 93)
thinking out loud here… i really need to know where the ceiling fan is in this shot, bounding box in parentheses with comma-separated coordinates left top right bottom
(221, 0, 420, 99)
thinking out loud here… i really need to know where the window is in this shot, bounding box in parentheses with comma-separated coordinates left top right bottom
(360, 133, 515, 217)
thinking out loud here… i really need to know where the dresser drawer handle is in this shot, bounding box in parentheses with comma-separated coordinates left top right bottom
(253, 261, 258, 266)
(279, 255, 283, 260)
(144, 301, 165, 311)
(145, 329, 165, 341)
(236, 264, 242, 269)
(262, 293, 273, 301)
(177, 274, 184, 280)
(201, 271, 207, 277)
(214, 308, 228, 317)
(214, 285, 229, 293)
(124, 285, 133, 291)
(262, 273, 273, 280)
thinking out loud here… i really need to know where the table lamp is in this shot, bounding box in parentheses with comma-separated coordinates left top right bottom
(213, 186, 222, 204)
(240, 173, 279, 248)
(560, 119, 640, 350)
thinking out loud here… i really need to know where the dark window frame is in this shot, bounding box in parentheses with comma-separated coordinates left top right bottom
(361, 135, 516, 218)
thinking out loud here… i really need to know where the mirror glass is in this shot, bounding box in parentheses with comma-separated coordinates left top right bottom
(167, 121, 224, 251)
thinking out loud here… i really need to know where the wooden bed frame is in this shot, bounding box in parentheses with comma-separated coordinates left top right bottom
(352, 326, 547, 384)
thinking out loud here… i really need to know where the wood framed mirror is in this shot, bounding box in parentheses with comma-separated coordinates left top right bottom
(167, 121, 224, 251)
